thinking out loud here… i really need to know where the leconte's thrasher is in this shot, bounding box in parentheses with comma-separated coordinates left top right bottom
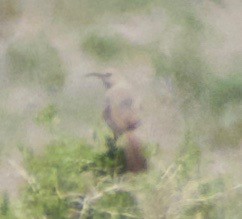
(86, 72, 147, 172)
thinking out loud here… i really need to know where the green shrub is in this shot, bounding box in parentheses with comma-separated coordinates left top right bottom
(176, 131, 201, 184)
(208, 74, 242, 112)
(82, 33, 132, 62)
(136, 136, 240, 219)
(203, 103, 242, 148)
(19, 136, 138, 218)
(200, 73, 242, 147)
(0, 192, 9, 216)
(6, 36, 66, 92)
(153, 1, 211, 107)
(91, 191, 140, 218)
(15, 129, 242, 219)
(0, 192, 16, 219)
(35, 104, 59, 127)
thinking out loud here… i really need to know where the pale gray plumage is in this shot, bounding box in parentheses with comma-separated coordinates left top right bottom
(86, 71, 146, 172)
(85, 72, 141, 140)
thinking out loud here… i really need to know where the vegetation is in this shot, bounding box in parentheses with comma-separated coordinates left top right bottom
(15, 136, 138, 218)
(6, 36, 66, 92)
(0, 0, 241, 218)
(0, 192, 16, 219)
(0, 0, 22, 22)
(82, 33, 130, 62)
(2, 130, 239, 218)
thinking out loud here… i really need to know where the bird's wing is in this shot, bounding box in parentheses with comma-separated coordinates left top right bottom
(110, 89, 140, 129)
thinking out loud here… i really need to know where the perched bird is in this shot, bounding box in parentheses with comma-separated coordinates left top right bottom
(86, 72, 147, 172)
(85, 72, 141, 140)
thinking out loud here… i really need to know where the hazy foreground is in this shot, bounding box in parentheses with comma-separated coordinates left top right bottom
(0, 0, 242, 218)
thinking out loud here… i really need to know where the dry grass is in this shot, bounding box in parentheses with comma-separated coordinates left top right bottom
(0, 0, 242, 218)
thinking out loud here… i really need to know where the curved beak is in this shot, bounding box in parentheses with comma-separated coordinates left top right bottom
(85, 72, 105, 78)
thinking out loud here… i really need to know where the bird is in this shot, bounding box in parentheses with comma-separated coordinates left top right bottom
(85, 71, 147, 172)
(85, 72, 141, 140)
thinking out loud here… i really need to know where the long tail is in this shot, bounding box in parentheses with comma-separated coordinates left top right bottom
(124, 132, 147, 173)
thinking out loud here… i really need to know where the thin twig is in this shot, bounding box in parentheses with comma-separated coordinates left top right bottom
(8, 159, 37, 191)
(80, 184, 126, 218)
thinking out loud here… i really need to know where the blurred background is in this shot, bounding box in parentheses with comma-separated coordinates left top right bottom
(0, 0, 242, 218)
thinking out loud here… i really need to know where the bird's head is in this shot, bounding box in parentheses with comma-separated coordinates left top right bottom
(85, 72, 117, 89)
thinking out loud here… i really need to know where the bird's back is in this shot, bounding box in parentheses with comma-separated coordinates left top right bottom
(104, 83, 141, 137)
